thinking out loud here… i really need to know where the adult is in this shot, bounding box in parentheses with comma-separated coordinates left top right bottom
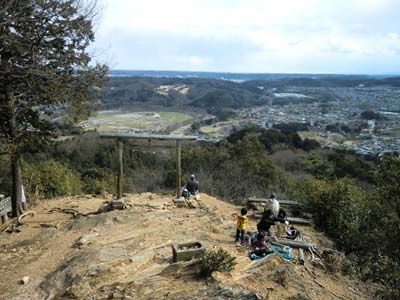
(265, 192, 280, 217)
(257, 209, 276, 236)
(185, 174, 199, 196)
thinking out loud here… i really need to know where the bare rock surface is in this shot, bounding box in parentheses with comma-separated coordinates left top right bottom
(0, 193, 374, 300)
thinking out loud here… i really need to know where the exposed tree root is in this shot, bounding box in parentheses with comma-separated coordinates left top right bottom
(17, 210, 36, 225)
(304, 262, 346, 299)
(48, 205, 111, 218)
(39, 222, 63, 229)
(2, 210, 36, 233)
(49, 207, 103, 218)
(313, 279, 347, 299)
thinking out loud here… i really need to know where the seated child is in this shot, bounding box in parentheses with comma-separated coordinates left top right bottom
(252, 232, 267, 249)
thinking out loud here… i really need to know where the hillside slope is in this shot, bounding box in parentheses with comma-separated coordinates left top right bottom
(0, 194, 374, 300)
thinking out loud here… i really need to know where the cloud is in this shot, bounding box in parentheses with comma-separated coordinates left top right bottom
(92, 0, 400, 73)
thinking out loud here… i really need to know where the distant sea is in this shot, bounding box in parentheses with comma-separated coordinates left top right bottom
(109, 70, 386, 81)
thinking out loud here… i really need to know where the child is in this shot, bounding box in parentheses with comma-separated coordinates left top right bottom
(252, 232, 267, 249)
(235, 208, 248, 244)
(257, 209, 276, 236)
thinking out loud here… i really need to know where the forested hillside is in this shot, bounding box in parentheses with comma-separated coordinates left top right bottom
(99, 77, 266, 120)
(1, 127, 399, 298)
(98, 76, 400, 122)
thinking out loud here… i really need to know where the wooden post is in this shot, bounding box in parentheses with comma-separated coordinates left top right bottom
(117, 140, 123, 199)
(176, 140, 181, 198)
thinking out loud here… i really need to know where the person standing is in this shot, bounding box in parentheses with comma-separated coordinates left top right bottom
(235, 208, 248, 244)
(21, 184, 26, 210)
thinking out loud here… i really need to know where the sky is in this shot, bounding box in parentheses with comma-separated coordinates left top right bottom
(92, 0, 400, 74)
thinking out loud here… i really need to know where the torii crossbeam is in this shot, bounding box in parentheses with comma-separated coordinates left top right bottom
(99, 132, 197, 198)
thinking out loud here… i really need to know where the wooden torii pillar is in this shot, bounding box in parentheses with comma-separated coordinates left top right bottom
(117, 140, 124, 199)
(100, 132, 197, 199)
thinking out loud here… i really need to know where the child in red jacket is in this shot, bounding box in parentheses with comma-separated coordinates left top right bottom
(252, 232, 267, 249)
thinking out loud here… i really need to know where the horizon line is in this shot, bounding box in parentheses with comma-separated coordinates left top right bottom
(109, 69, 400, 77)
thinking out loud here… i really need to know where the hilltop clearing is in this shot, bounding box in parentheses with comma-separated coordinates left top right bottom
(0, 194, 375, 300)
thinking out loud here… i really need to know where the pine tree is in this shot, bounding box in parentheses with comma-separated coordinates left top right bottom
(0, 0, 107, 216)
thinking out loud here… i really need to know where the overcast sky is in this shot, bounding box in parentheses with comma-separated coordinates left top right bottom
(92, 0, 400, 74)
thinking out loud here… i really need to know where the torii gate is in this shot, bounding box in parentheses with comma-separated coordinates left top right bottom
(99, 132, 197, 199)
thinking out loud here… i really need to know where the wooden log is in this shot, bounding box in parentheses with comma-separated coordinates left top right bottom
(287, 217, 311, 226)
(270, 238, 315, 250)
(298, 248, 305, 264)
(296, 231, 305, 264)
(247, 197, 267, 203)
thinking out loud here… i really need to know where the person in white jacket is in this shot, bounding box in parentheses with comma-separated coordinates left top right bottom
(21, 184, 26, 210)
(265, 192, 279, 217)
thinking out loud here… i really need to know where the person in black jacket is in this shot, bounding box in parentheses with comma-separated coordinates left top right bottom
(185, 174, 199, 195)
(258, 208, 289, 236)
(276, 207, 288, 223)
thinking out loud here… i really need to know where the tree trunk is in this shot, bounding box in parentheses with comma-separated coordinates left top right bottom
(8, 91, 22, 217)
(11, 153, 22, 217)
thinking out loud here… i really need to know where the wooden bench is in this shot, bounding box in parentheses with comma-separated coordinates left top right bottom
(252, 213, 311, 226)
(247, 197, 303, 217)
(248, 197, 310, 225)
(0, 195, 12, 224)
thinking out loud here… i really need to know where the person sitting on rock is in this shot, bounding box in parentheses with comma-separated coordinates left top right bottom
(185, 174, 199, 196)
(265, 192, 279, 217)
(275, 207, 289, 236)
(181, 188, 190, 199)
(277, 207, 287, 221)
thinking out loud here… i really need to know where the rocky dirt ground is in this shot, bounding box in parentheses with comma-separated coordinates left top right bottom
(0, 193, 376, 300)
